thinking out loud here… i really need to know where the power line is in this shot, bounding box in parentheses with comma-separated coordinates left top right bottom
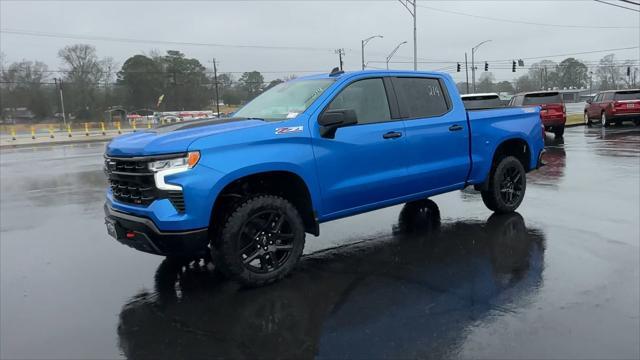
(619, 0, 640, 6)
(0, 28, 337, 53)
(417, 3, 639, 28)
(486, 46, 640, 62)
(594, 0, 640, 12)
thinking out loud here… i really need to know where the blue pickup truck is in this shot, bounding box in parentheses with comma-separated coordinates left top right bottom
(104, 69, 544, 286)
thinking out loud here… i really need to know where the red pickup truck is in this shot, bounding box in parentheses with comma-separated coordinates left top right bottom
(510, 91, 565, 137)
(584, 89, 640, 127)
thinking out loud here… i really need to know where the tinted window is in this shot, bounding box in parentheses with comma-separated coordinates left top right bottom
(614, 91, 639, 100)
(462, 95, 503, 110)
(393, 77, 449, 118)
(603, 92, 615, 101)
(327, 78, 391, 125)
(522, 92, 562, 105)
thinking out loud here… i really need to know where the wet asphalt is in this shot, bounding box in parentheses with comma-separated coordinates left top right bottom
(0, 125, 639, 359)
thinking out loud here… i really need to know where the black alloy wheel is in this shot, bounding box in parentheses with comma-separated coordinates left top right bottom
(481, 156, 527, 213)
(499, 165, 524, 207)
(237, 210, 295, 274)
(215, 195, 305, 286)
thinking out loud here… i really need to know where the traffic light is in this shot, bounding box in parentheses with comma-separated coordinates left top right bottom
(484, 62, 488, 71)
(457, 63, 461, 72)
(512, 61, 516, 72)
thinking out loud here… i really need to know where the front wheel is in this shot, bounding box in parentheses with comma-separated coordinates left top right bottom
(601, 112, 609, 127)
(215, 195, 305, 287)
(481, 156, 527, 213)
(584, 112, 592, 127)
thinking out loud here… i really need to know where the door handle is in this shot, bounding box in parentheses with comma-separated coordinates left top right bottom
(383, 131, 403, 139)
(449, 124, 463, 132)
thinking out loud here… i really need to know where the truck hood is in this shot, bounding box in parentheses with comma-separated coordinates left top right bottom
(105, 118, 266, 156)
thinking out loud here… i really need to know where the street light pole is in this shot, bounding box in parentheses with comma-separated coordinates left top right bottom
(398, 0, 417, 71)
(361, 35, 383, 70)
(471, 39, 491, 93)
(386, 41, 408, 70)
(465, 52, 469, 94)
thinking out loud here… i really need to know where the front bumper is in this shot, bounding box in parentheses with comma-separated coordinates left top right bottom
(104, 203, 209, 257)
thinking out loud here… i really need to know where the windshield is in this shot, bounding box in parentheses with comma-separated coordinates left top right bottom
(462, 95, 503, 110)
(523, 93, 562, 105)
(614, 91, 640, 100)
(234, 79, 335, 121)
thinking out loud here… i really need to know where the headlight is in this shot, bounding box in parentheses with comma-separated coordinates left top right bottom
(148, 151, 200, 171)
(149, 151, 200, 191)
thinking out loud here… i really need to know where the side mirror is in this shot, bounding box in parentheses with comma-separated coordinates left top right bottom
(586, 99, 592, 104)
(318, 109, 358, 138)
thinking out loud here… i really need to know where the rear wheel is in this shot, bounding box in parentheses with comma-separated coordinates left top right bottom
(481, 156, 527, 213)
(215, 195, 305, 287)
(601, 112, 609, 127)
(584, 112, 592, 127)
(554, 126, 565, 138)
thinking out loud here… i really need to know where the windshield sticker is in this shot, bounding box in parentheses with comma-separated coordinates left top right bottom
(275, 126, 303, 135)
(286, 112, 300, 119)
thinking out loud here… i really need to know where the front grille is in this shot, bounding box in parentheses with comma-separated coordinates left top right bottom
(105, 156, 186, 212)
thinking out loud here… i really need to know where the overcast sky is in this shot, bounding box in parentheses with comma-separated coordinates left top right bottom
(1, 0, 639, 83)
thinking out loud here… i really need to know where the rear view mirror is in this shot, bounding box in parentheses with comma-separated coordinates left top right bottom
(586, 99, 592, 104)
(318, 109, 357, 138)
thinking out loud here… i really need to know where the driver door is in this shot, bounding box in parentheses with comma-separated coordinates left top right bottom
(311, 77, 408, 218)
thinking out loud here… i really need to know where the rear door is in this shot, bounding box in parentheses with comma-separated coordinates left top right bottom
(391, 76, 470, 193)
(589, 93, 602, 118)
(312, 77, 408, 217)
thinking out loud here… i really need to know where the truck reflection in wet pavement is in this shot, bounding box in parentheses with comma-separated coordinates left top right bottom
(117, 199, 545, 359)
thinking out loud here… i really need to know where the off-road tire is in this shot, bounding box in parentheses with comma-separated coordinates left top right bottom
(481, 156, 527, 214)
(214, 195, 305, 287)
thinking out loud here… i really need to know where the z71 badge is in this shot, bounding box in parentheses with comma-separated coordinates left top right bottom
(275, 126, 303, 135)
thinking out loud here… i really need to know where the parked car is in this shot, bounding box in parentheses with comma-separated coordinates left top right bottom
(104, 70, 544, 286)
(461, 93, 504, 110)
(584, 89, 640, 127)
(510, 91, 565, 137)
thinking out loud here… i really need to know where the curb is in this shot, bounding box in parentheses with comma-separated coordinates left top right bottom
(0, 136, 113, 150)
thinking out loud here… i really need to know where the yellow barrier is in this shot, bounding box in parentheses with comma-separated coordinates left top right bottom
(11, 127, 16, 141)
(147, 120, 151, 129)
(84, 123, 90, 136)
(31, 126, 36, 140)
(101, 122, 106, 136)
(116, 121, 122, 134)
(67, 124, 72, 137)
(161, 118, 165, 125)
(132, 120, 137, 132)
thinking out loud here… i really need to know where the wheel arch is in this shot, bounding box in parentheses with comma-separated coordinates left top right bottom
(476, 137, 532, 191)
(209, 170, 319, 241)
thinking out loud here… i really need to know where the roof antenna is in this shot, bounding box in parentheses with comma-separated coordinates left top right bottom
(330, 67, 344, 76)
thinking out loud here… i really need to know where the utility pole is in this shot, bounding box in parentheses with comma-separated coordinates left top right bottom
(335, 49, 345, 71)
(398, 0, 417, 70)
(471, 40, 491, 93)
(54, 78, 67, 128)
(465, 52, 469, 94)
(361, 35, 383, 70)
(212, 58, 220, 117)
